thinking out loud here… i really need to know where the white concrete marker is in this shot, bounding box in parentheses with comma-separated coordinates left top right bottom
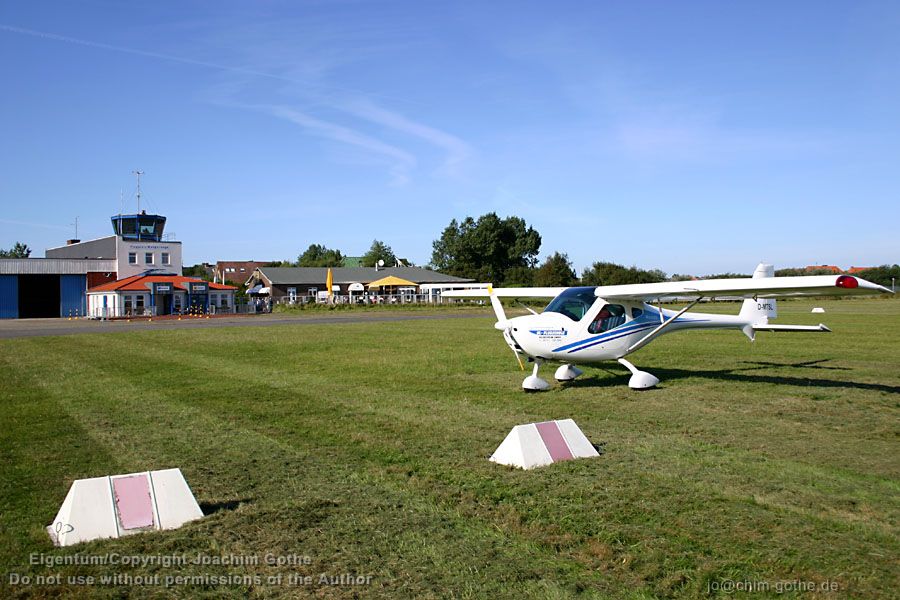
(811, 307, 825, 313)
(47, 468, 203, 547)
(490, 419, 599, 469)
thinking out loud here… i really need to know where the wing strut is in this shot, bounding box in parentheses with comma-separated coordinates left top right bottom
(626, 297, 703, 353)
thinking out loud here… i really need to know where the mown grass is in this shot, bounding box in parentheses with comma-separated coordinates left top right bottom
(0, 298, 897, 599)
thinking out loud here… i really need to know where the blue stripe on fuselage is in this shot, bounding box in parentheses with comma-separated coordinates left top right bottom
(551, 320, 652, 352)
(550, 304, 709, 354)
(562, 323, 658, 354)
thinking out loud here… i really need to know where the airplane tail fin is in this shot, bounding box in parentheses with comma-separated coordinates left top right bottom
(738, 263, 776, 340)
(737, 262, 830, 338)
(739, 262, 777, 324)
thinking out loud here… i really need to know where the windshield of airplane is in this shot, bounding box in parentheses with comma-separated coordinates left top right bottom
(543, 287, 598, 321)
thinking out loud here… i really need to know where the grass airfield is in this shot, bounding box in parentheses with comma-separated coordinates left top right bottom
(0, 298, 897, 599)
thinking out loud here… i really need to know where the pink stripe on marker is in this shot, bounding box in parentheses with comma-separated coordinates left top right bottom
(535, 421, 574, 462)
(113, 475, 154, 530)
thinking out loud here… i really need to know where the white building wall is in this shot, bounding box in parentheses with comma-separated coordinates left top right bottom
(116, 238, 183, 279)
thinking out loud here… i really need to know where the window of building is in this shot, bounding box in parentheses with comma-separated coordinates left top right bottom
(144, 252, 153, 264)
(128, 252, 137, 264)
(221, 294, 229, 307)
(162, 252, 170, 265)
(210, 293, 218, 306)
(135, 295, 145, 311)
(124, 295, 132, 315)
(288, 287, 298, 302)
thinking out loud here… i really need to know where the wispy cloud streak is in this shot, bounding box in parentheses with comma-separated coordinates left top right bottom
(343, 100, 472, 173)
(2, 23, 473, 182)
(265, 105, 417, 185)
(0, 24, 301, 84)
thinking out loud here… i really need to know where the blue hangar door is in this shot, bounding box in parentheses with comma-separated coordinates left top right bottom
(60, 275, 87, 317)
(0, 276, 18, 319)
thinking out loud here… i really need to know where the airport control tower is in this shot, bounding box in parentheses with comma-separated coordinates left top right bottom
(110, 211, 167, 242)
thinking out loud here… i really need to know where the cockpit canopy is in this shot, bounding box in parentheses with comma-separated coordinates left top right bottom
(543, 287, 597, 321)
(544, 287, 629, 333)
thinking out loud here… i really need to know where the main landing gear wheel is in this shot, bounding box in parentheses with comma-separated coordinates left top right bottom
(554, 364, 583, 382)
(617, 358, 659, 390)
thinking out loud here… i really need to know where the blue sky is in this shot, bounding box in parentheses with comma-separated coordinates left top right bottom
(1, 1, 897, 276)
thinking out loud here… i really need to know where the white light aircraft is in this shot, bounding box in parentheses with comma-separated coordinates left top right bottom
(444, 264, 892, 391)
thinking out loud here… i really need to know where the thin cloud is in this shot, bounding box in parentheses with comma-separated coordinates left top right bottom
(0, 218, 70, 232)
(3, 23, 472, 183)
(0, 24, 298, 84)
(0, 23, 410, 106)
(343, 100, 472, 173)
(265, 105, 417, 185)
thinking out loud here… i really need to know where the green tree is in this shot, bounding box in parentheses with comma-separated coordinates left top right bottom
(581, 261, 667, 286)
(182, 264, 212, 280)
(534, 252, 576, 287)
(298, 244, 344, 267)
(0, 242, 31, 258)
(774, 267, 838, 277)
(361, 240, 397, 267)
(503, 266, 536, 286)
(431, 213, 541, 283)
(852, 264, 900, 288)
(703, 272, 751, 279)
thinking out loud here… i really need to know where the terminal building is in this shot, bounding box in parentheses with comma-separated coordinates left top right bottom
(0, 211, 234, 319)
(245, 266, 478, 303)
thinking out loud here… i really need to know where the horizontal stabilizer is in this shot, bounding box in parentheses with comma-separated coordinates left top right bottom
(752, 323, 832, 333)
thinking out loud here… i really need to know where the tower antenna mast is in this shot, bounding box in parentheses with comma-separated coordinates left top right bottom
(133, 170, 144, 213)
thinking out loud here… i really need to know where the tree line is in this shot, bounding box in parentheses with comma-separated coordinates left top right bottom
(429, 213, 667, 287)
(270, 240, 400, 268)
(5, 215, 898, 289)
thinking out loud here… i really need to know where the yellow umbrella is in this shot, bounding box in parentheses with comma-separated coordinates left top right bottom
(326, 268, 334, 299)
(366, 275, 416, 289)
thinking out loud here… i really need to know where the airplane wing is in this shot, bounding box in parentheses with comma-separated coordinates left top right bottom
(593, 274, 891, 301)
(442, 287, 566, 298)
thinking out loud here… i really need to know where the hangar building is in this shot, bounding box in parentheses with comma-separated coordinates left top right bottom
(0, 211, 233, 318)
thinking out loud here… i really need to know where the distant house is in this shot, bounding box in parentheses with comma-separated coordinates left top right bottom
(804, 265, 874, 275)
(244, 266, 478, 302)
(804, 265, 842, 274)
(214, 261, 272, 285)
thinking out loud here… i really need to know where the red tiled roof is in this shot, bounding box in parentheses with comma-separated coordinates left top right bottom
(846, 266, 873, 274)
(88, 274, 235, 292)
(215, 261, 271, 277)
(804, 265, 842, 274)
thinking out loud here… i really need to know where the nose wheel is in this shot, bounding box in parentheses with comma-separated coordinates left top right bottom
(522, 360, 551, 392)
